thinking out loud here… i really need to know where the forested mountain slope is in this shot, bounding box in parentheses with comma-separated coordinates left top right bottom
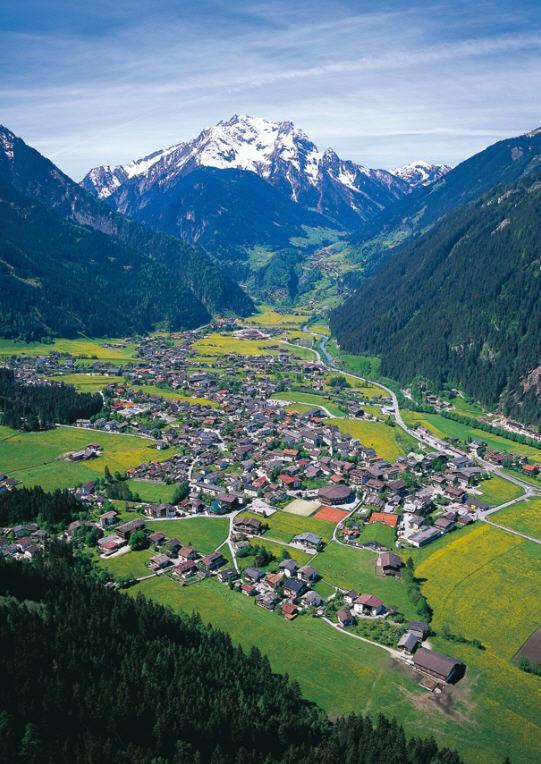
(108, 164, 340, 267)
(0, 126, 253, 340)
(346, 128, 541, 267)
(331, 171, 541, 429)
(0, 546, 462, 763)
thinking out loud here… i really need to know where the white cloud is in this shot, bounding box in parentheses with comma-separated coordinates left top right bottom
(1, 0, 540, 177)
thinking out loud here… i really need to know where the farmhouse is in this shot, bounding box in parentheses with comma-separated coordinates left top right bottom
(283, 578, 307, 599)
(408, 527, 441, 548)
(117, 518, 145, 539)
(353, 594, 385, 617)
(376, 552, 402, 576)
(201, 551, 226, 570)
(145, 503, 177, 519)
(149, 554, 172, 571)
(178, 545, 198, 561)
(282, 602, 298, 620)
(337, 609, 355, 627)
(398, 631, 419, 654)
(412, 647, 466, 683)
(257, 592, 280, 611)
(99, 510, 117, 528)
(409, 621, 430, 639)
(97, 535, 125, 555)
(244, 567, 265, 583)
(303, 590, 323, 608)
(218, 568, 239, 583)
(233, 517, 263, 535)
(298, 564, 317, 582)
(173, 560, 198, 578)
(293, 532, 323, 551)
(279, 558, 298, 577)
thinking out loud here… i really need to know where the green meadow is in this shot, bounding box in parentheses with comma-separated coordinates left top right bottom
(0, 336, 138, 361)
(0, 425, 172, 490)
(50, 373, 124, 392)
(329, 418, 419, 461)
(272, 391, 345, 416)
(476, 475, 523, 506)
(239, 509, 334, 545)
(313, 541, 417, 620)
(402, 410, 541, 462)
(416, 523, 541, 763)
(146, 517, 229, 553)
(491, 497, 541, 540)
(126, 479, 180, 504)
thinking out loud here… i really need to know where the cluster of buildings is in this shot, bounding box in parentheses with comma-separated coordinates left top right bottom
(0, 523, 49, 561)
(0, 473, 17, 495)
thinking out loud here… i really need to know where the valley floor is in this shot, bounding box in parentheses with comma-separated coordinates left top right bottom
(1, 310, 540, 763)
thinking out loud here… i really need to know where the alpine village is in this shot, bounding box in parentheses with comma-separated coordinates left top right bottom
(0, 4, 540, 763)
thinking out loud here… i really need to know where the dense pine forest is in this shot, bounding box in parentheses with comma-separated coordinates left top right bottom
(0, 127, 253, 341)
(0, 369, 102, 430)
(331, 171, 541, 429)
(0, 487, 86, 529)
(0, 543, 463, 764)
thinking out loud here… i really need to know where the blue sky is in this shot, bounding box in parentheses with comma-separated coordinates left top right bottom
(1, 0, 540, 179)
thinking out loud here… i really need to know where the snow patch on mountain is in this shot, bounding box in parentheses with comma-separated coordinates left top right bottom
(392, 160, 451, 189)
(81, 115, 434, 227)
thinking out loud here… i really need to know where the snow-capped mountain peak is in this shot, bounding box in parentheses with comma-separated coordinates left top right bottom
(81, 115, 414, 228)
(392, 160, 451, 189)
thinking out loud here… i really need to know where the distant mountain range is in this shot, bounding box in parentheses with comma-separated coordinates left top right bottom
(346, 128, 541, 268)
(392, 159, 451, 188)
(0, 126, 253, 341)
(82, 115, 450, 257)
(331, 129, 541, 428)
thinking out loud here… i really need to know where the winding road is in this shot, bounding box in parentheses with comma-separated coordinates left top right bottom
(298, 325, 540, 542)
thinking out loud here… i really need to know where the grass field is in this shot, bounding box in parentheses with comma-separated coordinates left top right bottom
(402, 410, 541, 462)
(329, 418, 419, 461)
(450, 397, 486, 418)
(97, 548, 155, 579)
(416, 523, 541, 763)
(238, 537, 312, 570)
(285, 403, 323, 415)
(50, 373, 124, 392)
(359, 522, 396, 548)
(476, 476, 523, 506)
(335, 375, 385, 398)
(130, 575, 462, 740)
(113, 525, 541, 762)
(239, 509, 334, 544)
(314, 542, 417, 620)
(326, 341, 382, 379)
(272, 391, 345, 416)
(132, 384, 218, 406)
(246, 307, 307, 328)
(504, 467, 541, 489)
(308, 323, 331, 336)
(491, 497, 541, 540)
(0, 336, 138, 361)
(193, 332, 282, 357)
(0, 424, 171, 490)
(146, 518, 229, 553)
(126, 479, 179, 504)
